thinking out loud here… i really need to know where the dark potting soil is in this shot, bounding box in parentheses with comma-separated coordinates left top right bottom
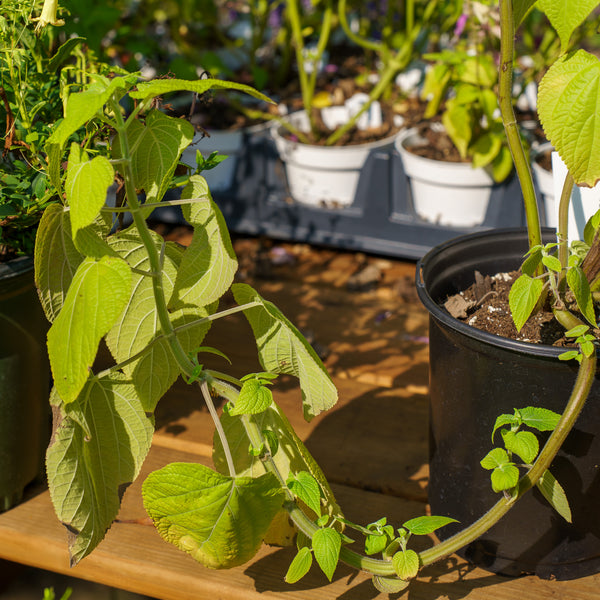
(443, 270, 579, 346)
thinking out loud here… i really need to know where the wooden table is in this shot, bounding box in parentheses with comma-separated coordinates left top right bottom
(0, 237, 597, 599)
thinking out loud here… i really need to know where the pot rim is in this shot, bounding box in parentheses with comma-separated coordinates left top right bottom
(271, 108, 400, 152)
(416, 228, 565, 359)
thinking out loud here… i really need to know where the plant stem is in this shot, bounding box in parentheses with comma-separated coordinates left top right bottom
(109, 99, 239, 471)
(498, 0, 542, 251)
(557, 172, 575, 271)
(200, 381, 236, 477)
(419, 350, 596, 567)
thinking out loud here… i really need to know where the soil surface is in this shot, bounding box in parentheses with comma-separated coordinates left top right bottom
(444, 270, 580, 346)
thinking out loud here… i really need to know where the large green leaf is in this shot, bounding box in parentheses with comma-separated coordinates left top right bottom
(66, 143, 114, 237)
(125, 111, 194, 204)
(106, 229, 211, 411)
(231, 283, 338, 421)
(34, 204, 83, 322)
(169, 176, 237, 310)
(142, 464, 284, 569)
(46, 373, 154, 565)
(130, 78, 273, 105)
(538, 50, 600, 187)
(536, 0, 599, 53)
(47, 256, 131, 404)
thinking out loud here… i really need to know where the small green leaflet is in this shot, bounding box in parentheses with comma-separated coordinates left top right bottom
(372, 575, 410, 594)
(287, 471, 322, 516)
(490, 464, 520, 493)
(491, 413, 517, 442)
(536, 470, 572, 523)
(231, 283, 338, 421)
(402, 515, 458, 536)
(541, 254, 562, 273)
(518, 407, 561, 432)
(480, 448, 520, 493)
(285, 546, 313, 583)
(47, 256, 131, 404)
(481, 447, 511, 470)
(509, 274, 544, 332)
(538, 50, 600, 188)
(312, 528, 341, 581)
(567, 266, 597, 326)
(229, 375, 274, 416)
(501, 429, 539, 464)
(142, 464, 284, 569)
(392, 549, 420, 580)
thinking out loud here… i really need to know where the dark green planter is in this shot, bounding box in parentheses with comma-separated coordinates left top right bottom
(0, 256, 50, 511)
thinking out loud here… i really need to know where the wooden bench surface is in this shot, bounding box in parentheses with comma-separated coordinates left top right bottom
(1, 235, 598, 599)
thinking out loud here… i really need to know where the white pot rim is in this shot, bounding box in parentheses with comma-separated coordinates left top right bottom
(395, 127, 495, 187)
(271, 109, 399, 152)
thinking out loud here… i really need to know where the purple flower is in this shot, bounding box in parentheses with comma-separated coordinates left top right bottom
(268, 4, 283, 29)
(454, 13, 468, 37)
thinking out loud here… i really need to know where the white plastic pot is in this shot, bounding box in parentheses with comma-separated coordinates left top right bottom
(271, 110, 397, 208)
(395, 127, 495, 227)
(531, 143, 556, 227)
(181, 129, 244, 193)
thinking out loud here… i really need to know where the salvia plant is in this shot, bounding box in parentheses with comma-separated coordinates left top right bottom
(30, 0, 600, 595)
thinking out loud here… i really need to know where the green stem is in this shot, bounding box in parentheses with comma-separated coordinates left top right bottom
(498, 0, 542, 251)
(218, 343, 596, 578)
(110, 99, 240, 470)
(338, 0, 384, 53)
(557, 172, 575, 271)
(419, 350, 596, 567)
(200, 381, 236, 477)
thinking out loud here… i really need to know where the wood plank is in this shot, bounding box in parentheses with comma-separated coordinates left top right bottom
(1, 444, 599, 600)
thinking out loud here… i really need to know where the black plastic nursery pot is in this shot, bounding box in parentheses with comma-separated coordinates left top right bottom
(416, 228, 600, 581)
(0, 256, 49, 511)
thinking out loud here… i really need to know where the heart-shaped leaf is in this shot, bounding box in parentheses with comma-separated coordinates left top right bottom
(392, 549, 420, 580)
(142, 464, 284, 569)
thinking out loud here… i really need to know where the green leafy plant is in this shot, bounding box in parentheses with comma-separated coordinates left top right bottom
(31, 0, 600, 595)
(0, 0, 116, 258)
(421, 48, 514, 182)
